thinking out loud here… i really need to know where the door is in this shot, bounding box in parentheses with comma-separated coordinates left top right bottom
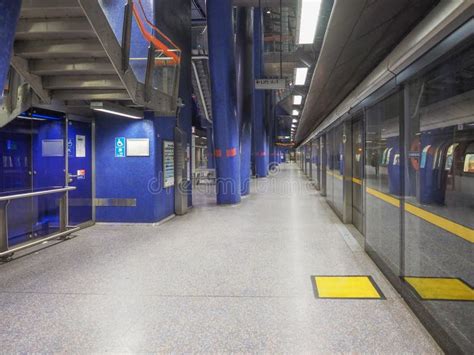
(67, 120, 93, 226)
(352, 118, 364, 234)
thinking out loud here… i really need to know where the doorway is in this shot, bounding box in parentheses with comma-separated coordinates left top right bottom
(67, 120, 93, 227)
(351, 118, 364, 234)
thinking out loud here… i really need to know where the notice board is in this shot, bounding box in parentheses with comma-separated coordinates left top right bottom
(163, 140, 174, 188)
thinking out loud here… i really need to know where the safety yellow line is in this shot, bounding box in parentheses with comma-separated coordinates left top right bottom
(366, 187, 400, 208)
(352, 177, 362, 185)
(405, 203, 474, 244)
(326, 170, 343, 180)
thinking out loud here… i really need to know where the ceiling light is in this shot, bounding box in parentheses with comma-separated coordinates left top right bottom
(298, 0, 322, 44)
(292, 109, 299, 116)
(293, 95, 303, 105)
(294, 67, 308, 86)
(90, 102, 143, 119)
(292, 119, 297, 123)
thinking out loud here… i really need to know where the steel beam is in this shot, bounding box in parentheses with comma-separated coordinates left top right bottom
(14, 39, 106, 59)
(10, 56, 51, 103)
(29, 58, 116, 76)
(52, 89, 130, 101)
(20, 0, 83, 19)
(15, 18, 94, 40)
(43, 75, 124, 90)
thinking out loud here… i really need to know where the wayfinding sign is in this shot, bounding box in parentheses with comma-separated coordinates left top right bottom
(255, 78, 286, 90)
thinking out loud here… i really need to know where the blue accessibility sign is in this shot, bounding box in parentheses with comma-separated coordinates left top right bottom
(115, 137, 126, 157)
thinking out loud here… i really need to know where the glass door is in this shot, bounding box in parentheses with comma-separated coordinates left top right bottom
(352, 118, 364, 234)
(67, 120, 93, 226)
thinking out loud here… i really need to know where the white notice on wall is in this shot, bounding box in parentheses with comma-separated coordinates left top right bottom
(126, 138, 150, 157)
(76, 135, 86, 157)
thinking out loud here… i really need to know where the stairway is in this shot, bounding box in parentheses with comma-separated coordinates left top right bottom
(1, 0, 180, 126)
(191, 52, 212, 124)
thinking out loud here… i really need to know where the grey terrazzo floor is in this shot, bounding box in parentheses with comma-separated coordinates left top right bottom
(0, 164, 441, 353)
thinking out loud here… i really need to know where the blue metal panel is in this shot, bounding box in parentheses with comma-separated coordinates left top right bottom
(95, 111, 177, 223)
(236, 7, 253, 196)
(0, 0, 21, 91)
(206, 0, 241, 204)
(95, 113, 158, 223)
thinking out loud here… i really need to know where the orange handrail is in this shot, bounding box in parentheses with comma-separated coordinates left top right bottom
(136, 0, 180, 51)
(131, 1, 181, 65)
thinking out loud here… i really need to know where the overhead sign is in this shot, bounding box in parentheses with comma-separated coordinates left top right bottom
(115, 137, 126, 158)
(255, 78, 286, 90)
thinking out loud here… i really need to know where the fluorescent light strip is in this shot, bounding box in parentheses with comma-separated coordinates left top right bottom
(292, 109, 299, 116)
(293, 95, 303, 105)
(298, 0, 322, 44)
(92, 108, 142, 119)
(292, 119, 298, 123)
(294, 67, 308, 86)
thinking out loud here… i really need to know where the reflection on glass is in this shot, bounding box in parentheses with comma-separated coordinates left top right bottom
(0, 116, 65, 246)
(365, 91, 401, 274)
(404, 43, 474, 353)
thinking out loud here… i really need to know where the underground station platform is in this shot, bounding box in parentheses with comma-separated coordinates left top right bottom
(0, 0, 472, 353)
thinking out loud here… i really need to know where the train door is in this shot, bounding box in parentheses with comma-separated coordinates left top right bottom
(67, 120, 93, 227)
(351, 118, 364, 234)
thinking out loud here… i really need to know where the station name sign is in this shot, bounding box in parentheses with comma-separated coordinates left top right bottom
(255, 78, 286, 90)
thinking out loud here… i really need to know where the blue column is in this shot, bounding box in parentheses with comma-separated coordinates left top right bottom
(252, 7, 267, 177)
(206, 127, 215, 169)
(236, 8, 253, 196)
(0, 0, 22, 91)
(206, 0, 241, 204)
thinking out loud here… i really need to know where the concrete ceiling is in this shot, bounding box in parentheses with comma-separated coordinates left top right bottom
(296, 0, 439, 144)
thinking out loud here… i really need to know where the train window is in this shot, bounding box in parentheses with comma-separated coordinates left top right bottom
(444, 143, 459, 171)
(464, 143, 474, 173)
(420, 145, 431, 169)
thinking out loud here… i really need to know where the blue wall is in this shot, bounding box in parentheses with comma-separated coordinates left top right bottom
(94, 0, 191, 223)
(95, 112, 176, 223)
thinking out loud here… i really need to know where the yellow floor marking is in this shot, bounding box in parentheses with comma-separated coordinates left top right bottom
(366, 187, 400, 207)
(313, 276, 383, 299)
(404, 277, 474, 301)
(405, 203, 474, 243)
(352, 177, 362, 185)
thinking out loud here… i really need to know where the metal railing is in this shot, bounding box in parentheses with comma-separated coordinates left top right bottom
(0, 186, 79, 260)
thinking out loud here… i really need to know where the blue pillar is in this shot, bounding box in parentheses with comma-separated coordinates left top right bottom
(252, 7, 267, 177)
(206, 127, 215, 169)
(207, 0, 241, 204)
(236, 8, 253, 196)
(0, 0, 22, 91)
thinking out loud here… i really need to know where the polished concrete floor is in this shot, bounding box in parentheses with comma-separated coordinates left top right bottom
(0, 164, 440, 353)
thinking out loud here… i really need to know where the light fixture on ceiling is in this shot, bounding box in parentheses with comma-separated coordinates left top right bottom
(292, 118, 298, 123)
(298, 0, 322, 44)
(90, 102, 143, 119)
(294, 67, 308, 86)
(292, 109, 299, 116)
(293, 95, 303, 105)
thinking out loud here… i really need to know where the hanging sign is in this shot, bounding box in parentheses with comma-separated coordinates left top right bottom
(255, 78, 286, 90)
